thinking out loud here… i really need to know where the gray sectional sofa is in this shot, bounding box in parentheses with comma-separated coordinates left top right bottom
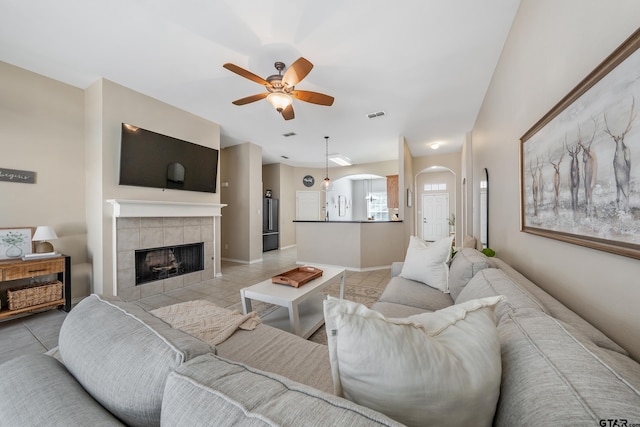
(1, 248, 639, 426)
(373, 248, 640, 425)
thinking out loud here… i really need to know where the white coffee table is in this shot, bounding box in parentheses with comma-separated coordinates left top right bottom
(241, 266, 345, 338)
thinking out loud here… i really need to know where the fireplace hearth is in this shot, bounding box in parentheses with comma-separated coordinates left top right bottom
(135, 242, 204, 286)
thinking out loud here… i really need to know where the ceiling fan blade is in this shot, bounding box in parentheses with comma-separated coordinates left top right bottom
(232, 92, 269, 105)
(291, 90, 334, 106)
(282, 57, 313, 88)
(223, 63, 269, 86)
(281, 104, 295, 120)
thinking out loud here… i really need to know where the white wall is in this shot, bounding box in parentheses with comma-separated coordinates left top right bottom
(292, 160, 398, 220)
(326, 177, 354, 221)
(473, 0, 640, 360)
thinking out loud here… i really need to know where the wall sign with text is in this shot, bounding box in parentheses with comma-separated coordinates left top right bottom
(0, 168, 36, 184)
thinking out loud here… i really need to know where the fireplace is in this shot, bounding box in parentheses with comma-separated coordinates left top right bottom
(107, 200, 226, 300)
(135, 242, 204, 286)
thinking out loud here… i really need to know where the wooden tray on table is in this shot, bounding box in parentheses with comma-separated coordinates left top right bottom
(272, 266, 323, 288)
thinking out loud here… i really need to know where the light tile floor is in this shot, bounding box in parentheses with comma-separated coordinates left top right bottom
(0, 247, 391, 365)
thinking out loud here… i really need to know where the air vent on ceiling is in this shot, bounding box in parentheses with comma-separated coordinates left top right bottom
(281, 155, 289, 159)
(282, 132, 297, 137)
(367, 111, 386, 119)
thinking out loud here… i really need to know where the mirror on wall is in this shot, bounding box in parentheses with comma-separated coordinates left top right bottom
(480, 168, 489, 248)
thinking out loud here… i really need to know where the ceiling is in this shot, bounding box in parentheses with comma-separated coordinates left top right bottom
(0, 0, 520, 168)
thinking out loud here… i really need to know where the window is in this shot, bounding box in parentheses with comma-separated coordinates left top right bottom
(367, 191, 389, 221)
(424, 183, 447, 191)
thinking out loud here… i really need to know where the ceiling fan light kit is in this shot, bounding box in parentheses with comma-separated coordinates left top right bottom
(266, 92, 292, 112)
(224, 57, 334, 120)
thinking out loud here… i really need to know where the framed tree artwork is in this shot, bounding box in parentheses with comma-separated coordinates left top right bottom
(520, 28, 640, 259)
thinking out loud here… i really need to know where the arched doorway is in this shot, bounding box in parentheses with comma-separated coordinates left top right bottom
(415, 167, 456, 242)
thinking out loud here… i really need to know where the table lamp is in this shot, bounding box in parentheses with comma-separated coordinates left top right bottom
(32, 226, 58, 253)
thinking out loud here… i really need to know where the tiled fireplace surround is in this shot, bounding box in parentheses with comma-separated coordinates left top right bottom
(108, 200, 224, 301)
(116, 216, 214, 301)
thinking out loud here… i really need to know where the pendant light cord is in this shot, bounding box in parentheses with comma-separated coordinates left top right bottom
(325, 136, 329, 179)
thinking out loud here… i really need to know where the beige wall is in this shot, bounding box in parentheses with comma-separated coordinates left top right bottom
(473, 0, 640, 360)
(262, 163, 296, 249)
(461, 132, 473, 239)
(296, 222, 405, 270)
(278, 164, 296, 248)
(220, 143, 262, 263)
(86, 79, 222, 295)
(401, 139, 413, 252)
(0, 61, 89, 300)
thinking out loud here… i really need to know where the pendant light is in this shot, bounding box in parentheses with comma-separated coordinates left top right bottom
(321, 136, 333, 191)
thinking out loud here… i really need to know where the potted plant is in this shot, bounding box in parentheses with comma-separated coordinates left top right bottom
(448, 213, 456, 234)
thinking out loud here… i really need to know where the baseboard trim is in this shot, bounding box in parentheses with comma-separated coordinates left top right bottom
(221, 257, 264, 265)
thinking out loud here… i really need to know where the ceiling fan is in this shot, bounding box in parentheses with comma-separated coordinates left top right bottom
(223, 57, 334, 120)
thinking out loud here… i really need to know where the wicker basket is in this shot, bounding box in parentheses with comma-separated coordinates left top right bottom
(7, 281, 63, 310)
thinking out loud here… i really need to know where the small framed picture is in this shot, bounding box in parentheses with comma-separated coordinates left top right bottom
(0, 227, 34, 260)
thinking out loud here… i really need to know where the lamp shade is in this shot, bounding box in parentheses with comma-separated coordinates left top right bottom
(32, 226, 58, 241)
(267, 92, 293, 112)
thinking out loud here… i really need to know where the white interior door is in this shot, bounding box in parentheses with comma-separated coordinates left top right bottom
(296, 191, 321, 220)
(422, 193, 449, 241)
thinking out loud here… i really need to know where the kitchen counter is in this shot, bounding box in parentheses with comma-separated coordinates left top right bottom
(293, 220, 402, 223)
(295, 221, 406, 270)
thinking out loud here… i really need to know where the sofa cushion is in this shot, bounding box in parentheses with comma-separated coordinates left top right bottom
(0, 353, 124, 426)
(58, 294, 213, 427)
(448, 248, 491, 300)
(495, 309, 640, 426)
(376, 275, 454, 312)
(462, 235, 477, 248)
(399, 235, 453, 292)
(491, 257, 629, 355)
(456, 268, 547, 320)
(216, 323, 333, 394)
(323, 296, 503, 427)
(161, 353, 403, 427)
(370, 300, 432, 318)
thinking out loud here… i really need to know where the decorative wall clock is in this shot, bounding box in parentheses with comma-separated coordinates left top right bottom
(303, 175, 315, 187)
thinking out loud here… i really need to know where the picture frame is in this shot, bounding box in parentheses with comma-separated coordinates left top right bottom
(0, 227, 34, 260)
(520, 28, 640, 259)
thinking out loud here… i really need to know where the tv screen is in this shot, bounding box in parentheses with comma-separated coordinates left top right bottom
(119, 124, 219, 193)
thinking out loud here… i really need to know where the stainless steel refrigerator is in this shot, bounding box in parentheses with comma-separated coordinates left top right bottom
(263, 198, 279, 251)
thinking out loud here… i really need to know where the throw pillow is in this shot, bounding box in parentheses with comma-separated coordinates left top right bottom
(399, 235, 454, 292)
(323, 295, 503, 427)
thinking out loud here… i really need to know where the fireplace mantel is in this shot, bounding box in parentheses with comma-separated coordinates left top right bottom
(106, 199, 226, 299)
(107, 199, 226, 218)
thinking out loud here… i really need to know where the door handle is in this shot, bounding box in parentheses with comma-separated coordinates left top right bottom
(423, 218, 426, 223)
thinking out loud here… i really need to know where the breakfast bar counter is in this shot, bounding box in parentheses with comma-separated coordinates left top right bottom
(294, 220, 406, 271)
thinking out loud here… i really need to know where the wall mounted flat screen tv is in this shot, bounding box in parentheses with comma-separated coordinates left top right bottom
(119, 123, 219, 193)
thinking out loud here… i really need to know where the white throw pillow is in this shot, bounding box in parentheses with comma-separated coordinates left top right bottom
(399, 235, 454, 292)
(323, 295, 503, 427)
